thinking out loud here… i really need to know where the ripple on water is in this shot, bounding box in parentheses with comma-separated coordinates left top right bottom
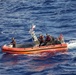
(0, 0, 76, 75)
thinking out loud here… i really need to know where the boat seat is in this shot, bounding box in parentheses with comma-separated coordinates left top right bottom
(16, 42, 35, 48)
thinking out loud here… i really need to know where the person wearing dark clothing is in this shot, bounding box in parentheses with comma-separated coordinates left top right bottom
(11, 38, 16, 47)
(54, 34, 64, 45)
(44, 34, 52, 45)
(45, 34, 51, 42)
(38, 34, 44, 46)
(54, 38, 61, 44)
(50, 36, 55, 45)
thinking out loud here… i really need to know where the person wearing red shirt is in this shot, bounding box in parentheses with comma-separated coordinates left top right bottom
(58, 34, 64, 43)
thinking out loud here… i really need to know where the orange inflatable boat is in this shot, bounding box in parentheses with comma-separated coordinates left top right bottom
(2, 43, 68, 55)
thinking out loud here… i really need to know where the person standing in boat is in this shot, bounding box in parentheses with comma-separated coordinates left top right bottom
(38, 34, 44, 46)
(58, 34, 64, 43)
(11, 37, 16, 47)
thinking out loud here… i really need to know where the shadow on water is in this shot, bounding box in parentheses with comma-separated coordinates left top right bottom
(0, 53, 71, 72)
(0, 53, 30, 66)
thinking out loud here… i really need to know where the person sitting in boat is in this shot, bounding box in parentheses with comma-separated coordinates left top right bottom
(58, 34, 64, 43)
(54, 34, 64, 44)
(11, 37, 16, 47)
(54, 38, 61, 44)
(38, 34, 44, 46)
(44, 34, 52, 45)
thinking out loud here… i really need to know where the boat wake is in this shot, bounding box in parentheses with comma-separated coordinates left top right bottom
(27, 53, 49, 57)
(67, 39, 76, 49)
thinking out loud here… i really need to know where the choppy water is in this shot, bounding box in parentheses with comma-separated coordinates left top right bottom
(0, 0, 76, 75)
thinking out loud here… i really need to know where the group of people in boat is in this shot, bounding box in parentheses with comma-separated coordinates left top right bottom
(10, 34, 64, 48)
(38, 34, 64, 46)
(9, 25, 65, 48)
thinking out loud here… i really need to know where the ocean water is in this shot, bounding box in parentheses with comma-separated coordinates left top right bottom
(0, 0, 76, 75)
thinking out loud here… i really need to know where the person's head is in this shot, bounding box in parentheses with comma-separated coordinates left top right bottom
(60, 34, 63, 37)
(39, 34, 42, 36)
(12, 37, 15, 40)
(46, 33, 50, 36)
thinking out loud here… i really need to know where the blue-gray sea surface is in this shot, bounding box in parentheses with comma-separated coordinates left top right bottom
(0, 0, 76, 75)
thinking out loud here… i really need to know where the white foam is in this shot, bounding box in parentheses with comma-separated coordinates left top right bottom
(67, 40, 76, 49)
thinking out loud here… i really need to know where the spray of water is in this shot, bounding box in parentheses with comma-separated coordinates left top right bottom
(67, 40, 76, 49)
